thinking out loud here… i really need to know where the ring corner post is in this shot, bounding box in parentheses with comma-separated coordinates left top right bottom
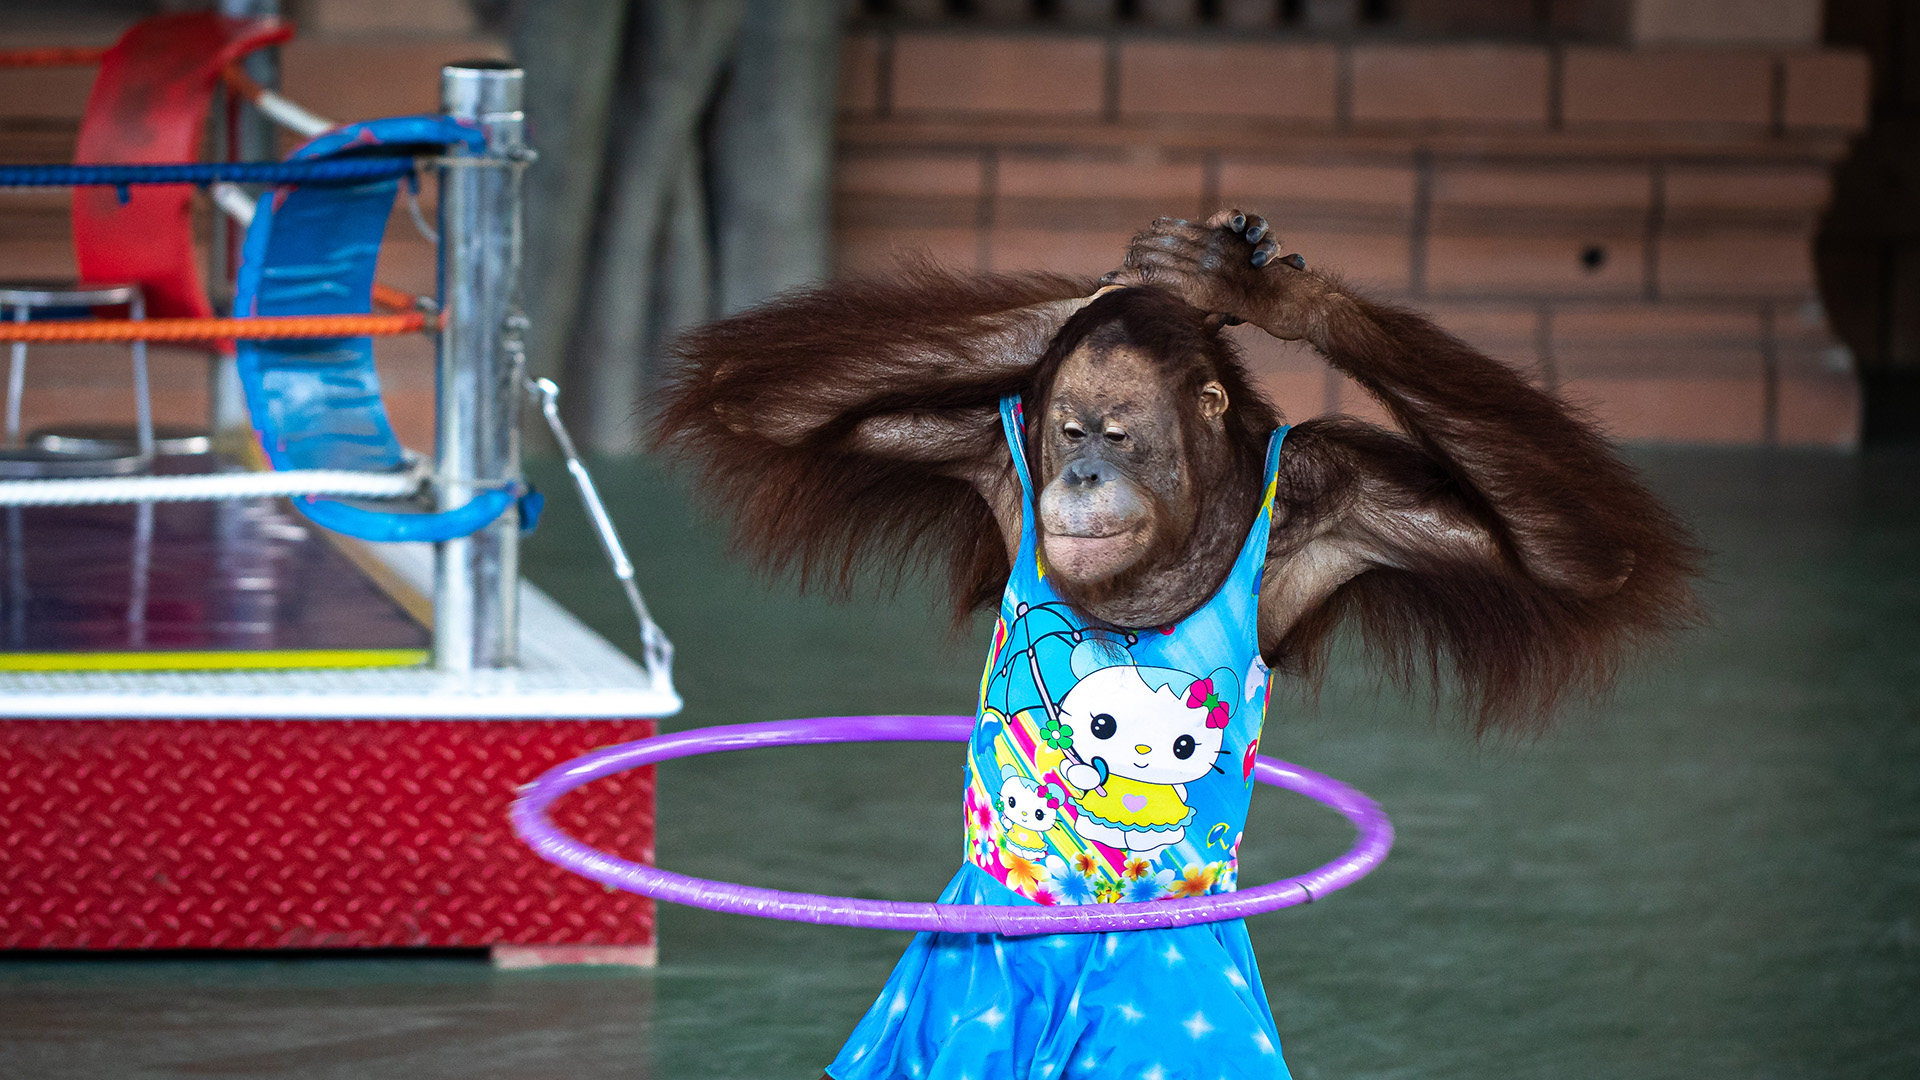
(210, 0, 282, 448)
(435, 61, 526, 673)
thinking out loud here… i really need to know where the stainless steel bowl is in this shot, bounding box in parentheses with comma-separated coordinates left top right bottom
(28, 423, 214, 457)
(0, 445, 150, 478)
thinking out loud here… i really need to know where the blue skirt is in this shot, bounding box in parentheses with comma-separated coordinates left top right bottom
(826, 864, 1291, 1080)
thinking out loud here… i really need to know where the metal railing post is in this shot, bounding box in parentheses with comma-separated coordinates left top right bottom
(436, 62, 526, 671)
(211, 0, 282, 442)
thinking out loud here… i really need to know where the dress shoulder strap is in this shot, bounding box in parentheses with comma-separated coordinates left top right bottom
(998, 394, 1036, 502)
(1264, 424, 1290, 498)
(1229, 425, 1292, 582)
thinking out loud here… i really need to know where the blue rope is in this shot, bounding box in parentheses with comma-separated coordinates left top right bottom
(0, 157, 417, 197)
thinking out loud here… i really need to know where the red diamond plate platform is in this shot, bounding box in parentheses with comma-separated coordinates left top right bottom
(0, 718, 656, 958)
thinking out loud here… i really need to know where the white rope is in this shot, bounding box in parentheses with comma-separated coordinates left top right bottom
(211, 182, 255, 227)
(404, 182, 438, 244)
(254, 87, 335, 139)
(0, 469, 423, 507)
(207, 85, 338, 228)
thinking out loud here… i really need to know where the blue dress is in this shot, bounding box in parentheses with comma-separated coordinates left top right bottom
(828, 396, 1293, 1080)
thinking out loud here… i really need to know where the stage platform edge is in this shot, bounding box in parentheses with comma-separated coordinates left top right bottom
(0, 538, 671, 957)
(0, 541, 681, 720)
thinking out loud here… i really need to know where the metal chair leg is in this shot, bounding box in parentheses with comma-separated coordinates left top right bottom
(129, 294, 154, 460)
(7, 304, 26, 446)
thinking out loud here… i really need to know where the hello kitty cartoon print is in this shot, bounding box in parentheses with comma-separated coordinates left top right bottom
(1054, 647, 1239, 855)
(961, 395, 1288, 905)
(996, 766, 1065, 860)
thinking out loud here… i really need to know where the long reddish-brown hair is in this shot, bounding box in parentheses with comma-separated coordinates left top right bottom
(656, 262, 1091, 619)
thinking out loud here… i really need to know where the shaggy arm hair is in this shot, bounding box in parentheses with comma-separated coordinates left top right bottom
(666, 262, 1091, 452)
(655, 262, 1093, 614)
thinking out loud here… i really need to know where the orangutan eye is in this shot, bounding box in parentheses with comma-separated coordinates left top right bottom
(1103, 426, 1128, 443)
(1063, 421, 1086, 440)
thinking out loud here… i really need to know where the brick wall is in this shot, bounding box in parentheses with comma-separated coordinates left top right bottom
(0, 23, 1873, 448)
(835, 31, 1872, 446)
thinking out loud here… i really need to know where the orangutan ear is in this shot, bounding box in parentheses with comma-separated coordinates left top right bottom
(1198, 380, 1229, 421)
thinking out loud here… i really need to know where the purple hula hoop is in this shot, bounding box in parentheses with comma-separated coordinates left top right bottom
(510, 715, 1393, 935)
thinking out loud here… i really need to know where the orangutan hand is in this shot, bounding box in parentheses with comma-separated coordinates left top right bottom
(1102, 210, 1329, 342)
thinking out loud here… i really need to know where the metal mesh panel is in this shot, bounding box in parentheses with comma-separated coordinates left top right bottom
(0, 718, 655, 950)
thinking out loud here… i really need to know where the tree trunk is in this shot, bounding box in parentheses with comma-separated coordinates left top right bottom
(511, 0, 842, 451)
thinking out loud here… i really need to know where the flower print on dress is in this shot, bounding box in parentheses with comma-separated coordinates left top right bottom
(1169, 863, 1219, 899)
(965, 785, 993, 831)
(1039, 715, 1074, 751)
(1123, 869, 1175, 903)
(1001, 851, 1043, 894)
(1043, 855, 1096, 905)
(970, 830, 996, 869)
(1055, 872, 1096, 905)
(1212, 862, 1237, 895)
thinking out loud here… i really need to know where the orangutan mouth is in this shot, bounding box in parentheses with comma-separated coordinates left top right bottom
(1043, 527, 1149, 577)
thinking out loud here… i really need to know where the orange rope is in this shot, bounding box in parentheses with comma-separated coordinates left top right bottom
(0, 46, 109, 68)
(371, 283, 426, 312)
(0, 312, 433, 344)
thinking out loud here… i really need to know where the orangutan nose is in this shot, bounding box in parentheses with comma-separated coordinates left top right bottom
(1063, 457, 1119, 489)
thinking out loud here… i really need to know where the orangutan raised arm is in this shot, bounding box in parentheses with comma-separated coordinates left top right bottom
(1107, 211, 1703, 729)
(666, 263, 1090, 457)
(657, 263, 1094, 610)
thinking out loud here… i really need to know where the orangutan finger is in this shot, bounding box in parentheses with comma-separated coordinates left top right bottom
(1244, 216, 1269, 245)
(1278, 253, 1307, 271)
(1204, 209, 1248, 232)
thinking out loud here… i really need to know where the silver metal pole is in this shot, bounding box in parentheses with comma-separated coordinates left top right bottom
(7, 305, 26, 445)
(435, 62, 527, 672)
(211, 0, 282, 440)
(129, 293, 153, 458)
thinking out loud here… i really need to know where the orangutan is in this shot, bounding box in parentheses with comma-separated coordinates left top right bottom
(659, 210, 1700, 732)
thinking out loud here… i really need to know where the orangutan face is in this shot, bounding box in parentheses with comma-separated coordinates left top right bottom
(1035, 341, 1227, 600)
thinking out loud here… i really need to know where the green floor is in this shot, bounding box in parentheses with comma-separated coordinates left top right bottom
(2, 448, 1916, 1079)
